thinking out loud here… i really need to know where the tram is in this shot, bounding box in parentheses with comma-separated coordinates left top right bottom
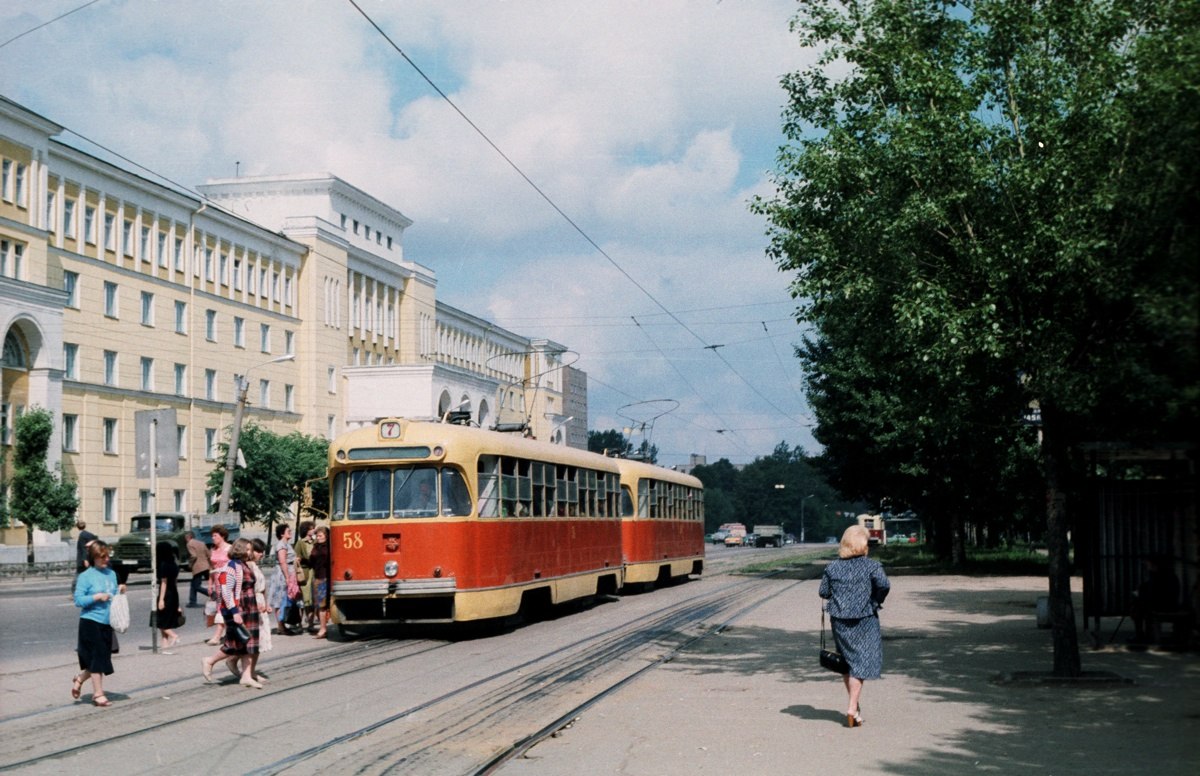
(615, 458, 705, 586)
(326, 418, 702, 626)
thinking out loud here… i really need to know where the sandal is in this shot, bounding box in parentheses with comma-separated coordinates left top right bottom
(313, 631, 327, 639)
(92, 695, 112, 707)
(201, 658, 214, 683)
(71, 675, 84, 700)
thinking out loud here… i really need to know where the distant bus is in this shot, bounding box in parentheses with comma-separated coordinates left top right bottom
(856, 513, 886, 545)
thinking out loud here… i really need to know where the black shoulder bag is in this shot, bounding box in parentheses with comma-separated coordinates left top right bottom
(820, 609, 850, 674)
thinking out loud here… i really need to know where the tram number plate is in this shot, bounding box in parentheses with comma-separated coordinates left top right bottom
(380, 421, 402, 439)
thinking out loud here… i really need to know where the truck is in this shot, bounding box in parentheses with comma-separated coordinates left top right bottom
(110, 513, 240, 573)
(751, 524, 785, 547)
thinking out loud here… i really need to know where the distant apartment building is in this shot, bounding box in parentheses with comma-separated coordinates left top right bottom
(0, 96, 584, 546)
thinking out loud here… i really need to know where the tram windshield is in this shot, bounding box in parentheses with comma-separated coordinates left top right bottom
(333, 466, 472, 520)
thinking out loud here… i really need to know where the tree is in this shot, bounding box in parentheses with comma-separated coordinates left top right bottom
(9, 408, 79, 564)
(587, 429, 629, 457)
(206, 424, 329, 537)
(756, 0, 1199, 676)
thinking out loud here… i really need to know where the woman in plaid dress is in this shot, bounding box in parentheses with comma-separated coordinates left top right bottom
(201, 539, 263, 689)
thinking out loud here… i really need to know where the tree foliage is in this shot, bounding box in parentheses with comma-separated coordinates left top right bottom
(206, 424, 329, 532)
(587, 429, 658, 463)
(9, 408, 79, 563)
(755, 0, 1199, 675)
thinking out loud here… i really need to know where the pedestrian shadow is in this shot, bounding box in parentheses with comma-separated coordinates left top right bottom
(780, 703, 845, 725)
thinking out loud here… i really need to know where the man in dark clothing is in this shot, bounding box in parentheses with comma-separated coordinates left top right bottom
(72, 519, 97, 596)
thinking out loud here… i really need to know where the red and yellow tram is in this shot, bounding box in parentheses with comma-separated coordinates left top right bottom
(327, 418, 701, 626)
(615, 458, 705, 585)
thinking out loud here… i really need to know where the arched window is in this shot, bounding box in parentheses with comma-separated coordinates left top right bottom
(2, 329, 27, 369)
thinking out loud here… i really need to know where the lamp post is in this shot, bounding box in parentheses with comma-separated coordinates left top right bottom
(217, 354, 295, 516)
(800, 493, 815, 544)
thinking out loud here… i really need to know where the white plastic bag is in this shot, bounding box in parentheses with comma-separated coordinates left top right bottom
(110, 592, 130, 633)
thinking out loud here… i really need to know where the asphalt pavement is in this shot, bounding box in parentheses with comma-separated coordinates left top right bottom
(2, 571, 1196, 775)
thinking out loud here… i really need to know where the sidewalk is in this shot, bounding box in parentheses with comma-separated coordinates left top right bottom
(503, 574, 1200, 776)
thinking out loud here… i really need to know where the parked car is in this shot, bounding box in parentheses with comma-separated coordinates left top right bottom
(724, 534, 744, 547)
(711, 530, 730, 545)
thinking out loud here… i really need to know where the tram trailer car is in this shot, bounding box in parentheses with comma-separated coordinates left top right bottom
(615, 458, 705, 586)
(327, 418, 704, 627)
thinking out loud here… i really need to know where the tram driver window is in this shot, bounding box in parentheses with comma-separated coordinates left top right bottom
(441, 468, 472, 516)
(395, 466, 439, 516)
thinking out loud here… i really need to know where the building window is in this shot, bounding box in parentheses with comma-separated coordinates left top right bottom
(175, 300, 187, 334)
(85, 205, 97, 244)
(63, 270, 79, 308)
(122, 220, 134, 255)
(205, 309, 217, 341)
(259, 268, 268, 297)
(174, 363, 187, 396)
(328, 366, 336, 394)
(157, 232, 168, 268)
(103, 418, 118, 453)
(103, 212, 115, 251)
(204, 247, 214, 281)
(140, 225, 151, 262)
(103, 350, 117, 386)
(46, 192, 56, 231)
(205, 368, 217, 400)
(139, 489, 151, 512)
(204, 428, 217, 460)
(260, 323, 270, 353)
(63, 414, 78, 451)
(177, 424, 187, 459)
(140, 291, 154, 326)
(14, 163, 26, 207)
(233, 259, 243, 291)
(140, 356, 154, 391)
(174, 237, 184, 271)
(64, 199, 76, 238)
(284, 384, 295, 412)
(285, 330, 294, 355)
(103, 488, 118, 524)
(219, 252, 228, 285)
(233, 317, 245, 348)
(259, 379, 270, 408)
(0, 240, 24, 280)
(272, 271, 281, 302)
(327, 414, 337, 439)
(174, 489, 186, 512)
(64, 343, 78, 380)
(0, 159, 9, 202)
(104, 281, 118, 318)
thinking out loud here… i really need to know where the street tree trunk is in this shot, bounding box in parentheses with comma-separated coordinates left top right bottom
(1042, 412, 1082, 677)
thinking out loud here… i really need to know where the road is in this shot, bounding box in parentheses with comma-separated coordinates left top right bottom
(0, 544, 816, 774)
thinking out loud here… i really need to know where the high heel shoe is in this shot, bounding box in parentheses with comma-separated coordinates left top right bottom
(845, 710, 863, 727)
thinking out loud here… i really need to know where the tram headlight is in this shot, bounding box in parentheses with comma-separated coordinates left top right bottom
(384, 561, 399, 578)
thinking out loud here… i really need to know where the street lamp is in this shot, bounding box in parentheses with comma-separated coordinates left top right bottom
(800, 493, 815, 544)
(217, 353, 295, 516)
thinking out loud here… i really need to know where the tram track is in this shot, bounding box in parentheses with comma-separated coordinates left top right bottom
(1, 553, 824, 774)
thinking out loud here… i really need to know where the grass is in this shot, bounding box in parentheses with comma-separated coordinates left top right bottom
(736, 544, 1050, 577)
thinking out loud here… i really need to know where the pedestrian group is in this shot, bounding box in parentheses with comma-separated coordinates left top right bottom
(69, 521, 330, 708)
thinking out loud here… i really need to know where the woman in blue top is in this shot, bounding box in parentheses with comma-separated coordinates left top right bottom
(819, 524, 890, 728)
(72, 540, 125, 707)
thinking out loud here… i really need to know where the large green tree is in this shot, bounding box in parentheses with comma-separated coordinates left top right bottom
(756, 0, 1199, 675)
(9, 408, 79, 564)
(207, 424, 329, 536)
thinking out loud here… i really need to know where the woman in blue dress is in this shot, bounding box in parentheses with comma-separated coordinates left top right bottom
(819, 524, 890, 728)
(71, 540, 125, 707)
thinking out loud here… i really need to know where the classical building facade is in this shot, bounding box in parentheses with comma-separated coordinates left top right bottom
(0, 96, 585, 547)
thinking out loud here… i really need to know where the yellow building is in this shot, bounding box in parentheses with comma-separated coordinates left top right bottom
(0, 96, 585, 549)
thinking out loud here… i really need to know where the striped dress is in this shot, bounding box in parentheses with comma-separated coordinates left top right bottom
(216, 559, 260, 656)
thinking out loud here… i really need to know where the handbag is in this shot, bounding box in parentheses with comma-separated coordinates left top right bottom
(230, 622, 252, 643)
(819, 609, 850, 675)
(110, 592, 130, 633)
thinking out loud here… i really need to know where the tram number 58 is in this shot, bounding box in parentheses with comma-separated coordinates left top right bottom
(342, 532, 364, 550)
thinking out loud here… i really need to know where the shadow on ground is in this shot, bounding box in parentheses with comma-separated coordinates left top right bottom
(670, 580, 1199, 775)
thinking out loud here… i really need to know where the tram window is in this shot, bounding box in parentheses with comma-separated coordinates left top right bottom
(478, 457, 500, 517)
(441, 468, 472, 516)
(348, 468, 391, 520)
(331, 471, 347, 521)
(394, 466, 438, 517)
(621, 486, 634, 517)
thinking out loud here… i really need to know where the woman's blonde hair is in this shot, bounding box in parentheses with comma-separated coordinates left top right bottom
(228, 537, 253, 561)
(839, 525, 870, 559)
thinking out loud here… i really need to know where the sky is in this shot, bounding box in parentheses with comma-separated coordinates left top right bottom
(0, 0, 820, 468)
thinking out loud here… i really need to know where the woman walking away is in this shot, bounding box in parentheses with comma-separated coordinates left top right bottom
(201, 538, 263, 689)
(155, 541, 182, 648)
(72, 540, 125, 707)
(269, 523, 299, 634)
(819, 524, 890, 728)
